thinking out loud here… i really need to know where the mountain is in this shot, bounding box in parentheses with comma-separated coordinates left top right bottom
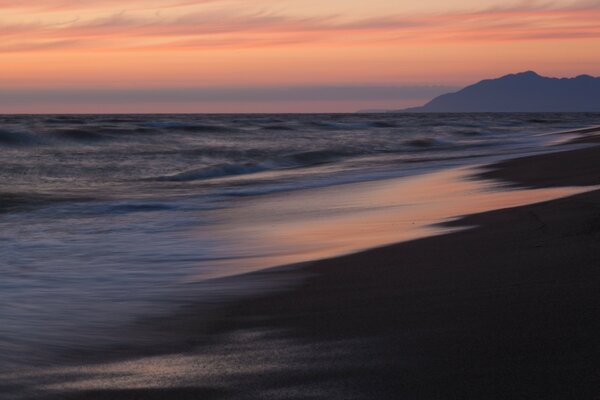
(400, 71, 600, 112)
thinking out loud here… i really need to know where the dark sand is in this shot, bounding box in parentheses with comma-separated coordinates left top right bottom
(479, 145, 600, 187)
(39, 142, 600, 399)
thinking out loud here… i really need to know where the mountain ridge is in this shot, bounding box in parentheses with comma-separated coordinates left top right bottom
(393, 71, 600, 112)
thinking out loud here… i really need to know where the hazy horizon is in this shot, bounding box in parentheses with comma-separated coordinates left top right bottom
(0, 84, 459, 113)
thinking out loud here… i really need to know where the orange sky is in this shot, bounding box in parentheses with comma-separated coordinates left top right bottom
(1, 0, 600, 112)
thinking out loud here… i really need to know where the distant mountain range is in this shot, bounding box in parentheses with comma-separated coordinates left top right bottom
(373, 71, 600, 113)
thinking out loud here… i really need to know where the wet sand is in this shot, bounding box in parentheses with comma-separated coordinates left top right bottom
(201, 147, 600, 399)
(16, 139, 600, 399)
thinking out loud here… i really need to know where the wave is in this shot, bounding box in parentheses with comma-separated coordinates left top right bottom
(285, 149, 349, 164)
(53, 126, 162, 140)
(141, 121, 236, 133)
(260, 124, 297, 131)
(455, 130, 483, 137)
(155, 149, 350, 182)
(0, 192, 91, 213)
(404, 138, 442, 148)
(178, 124, 237, 133)
(44, 117, 88, 125)
(0, 125, 165, 147)
(157, 163, 275, 182)
(107, 203, 176, 213)
(232, 117, 286, 124)
(308, 120, 407, 131)
(310, 121, 373, 130)
(371, 121, 398, 128)
(0, 129, 42, 146)
(99, 117, 140, 123)
(52, 128, 108, 141)
(525, 117, 567, 124)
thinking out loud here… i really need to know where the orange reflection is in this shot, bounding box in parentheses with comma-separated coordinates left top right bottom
(196, 166, 596, 279)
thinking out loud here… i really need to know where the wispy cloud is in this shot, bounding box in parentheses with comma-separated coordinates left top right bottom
(0, 39, 81, 53)
(1, 1, 600, 53)
(0, 0, 220, 11)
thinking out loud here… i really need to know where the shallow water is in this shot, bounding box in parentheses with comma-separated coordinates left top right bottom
(1, 113, 600, 370)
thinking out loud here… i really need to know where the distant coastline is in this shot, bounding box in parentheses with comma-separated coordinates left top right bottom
(359, 71, 600, 113)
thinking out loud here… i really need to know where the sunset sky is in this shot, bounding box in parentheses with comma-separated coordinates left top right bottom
(2, 0, 600, 112)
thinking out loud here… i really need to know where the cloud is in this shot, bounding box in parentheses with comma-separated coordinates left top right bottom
(0, 39, 80, 53)
(1, 1, 600, 53)
(0, 0, 220, 11)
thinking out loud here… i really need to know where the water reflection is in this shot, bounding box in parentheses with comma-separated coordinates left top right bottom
(196, 166, 594, 278)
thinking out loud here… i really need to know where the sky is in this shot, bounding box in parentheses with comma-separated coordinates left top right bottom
(1, 0, 600, 113)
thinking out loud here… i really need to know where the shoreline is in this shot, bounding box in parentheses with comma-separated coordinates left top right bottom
(10, 133, 600, 399)
(204, 142, 600, 399)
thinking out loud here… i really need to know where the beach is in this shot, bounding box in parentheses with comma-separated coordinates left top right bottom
(2, 119, 600, 399)
(3, 0, 600, 397)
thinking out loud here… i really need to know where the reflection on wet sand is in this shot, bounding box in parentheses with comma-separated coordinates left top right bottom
(197, 166, 595, 279)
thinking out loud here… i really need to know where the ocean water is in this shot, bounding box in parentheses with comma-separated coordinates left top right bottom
(1, 113, 599, 369)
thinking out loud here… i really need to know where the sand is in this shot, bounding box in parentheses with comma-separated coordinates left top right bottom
(18, 138, 600, 399)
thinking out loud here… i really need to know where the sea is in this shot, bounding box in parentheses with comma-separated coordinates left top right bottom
(1, 113, 600, 370)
